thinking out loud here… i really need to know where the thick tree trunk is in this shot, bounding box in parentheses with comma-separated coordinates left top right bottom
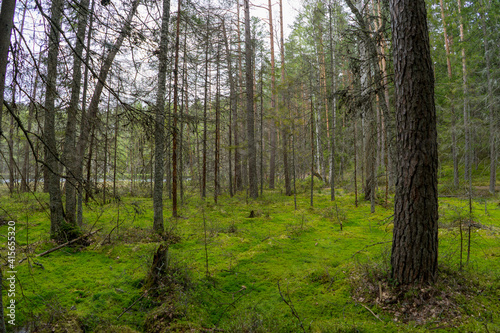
(244, 0, 258, 199)
(389, 0, 439, 285)
(153, 0, 170, 232)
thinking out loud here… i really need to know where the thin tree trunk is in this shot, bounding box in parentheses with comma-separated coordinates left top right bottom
(268, 0, 277, 190)
(222, 20, 234, 197)
(244, 0, 258, 199)
(41, 0, 65, 239)
(238, 0, 247, 189)
(0, 0, 16, 138)
(439, 0, 458, 188)
(328, 0, 336, 201)
(354, 118, 358, 207)
(63, 0, 91, 225)
(345, 0, 395, 188)
(153, 0, 170, 232)
(75, 0, 139, 210)
(481, 3, 496, 193)
(21, 43, 42, 193)
(171, 0, 182, 217)
(103, 93, 110, 204)
(77, 0, 95, 225)
(201, 14, 210, 199)
(215, 42, 221, 204)
(280, 0, 291, 196)
(260, 58, 264, 196)
(310, 92, 315, 208)
(457, 0, 470, 185)
(0, 0, 16, 329)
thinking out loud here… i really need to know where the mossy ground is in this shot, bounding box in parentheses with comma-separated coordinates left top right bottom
(0, 181, 499, 332)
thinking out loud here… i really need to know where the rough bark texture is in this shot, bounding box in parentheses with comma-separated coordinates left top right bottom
(268, 0, 277, 190)
(171, 0, 182, 217)
(0, 0, 16, 137)
(63, 0, 91, 225)
(328, 1, 336, 201)
(153, 0, 170, 232)
(280, 0, 291, 196)
(42, 0, 66, 239)
(389, 0, 439, 285)
(222, 20, 235, 197)
(244, 0, 258, 199)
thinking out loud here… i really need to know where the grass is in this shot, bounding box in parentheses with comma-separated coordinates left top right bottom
(0, 182, 499, 332)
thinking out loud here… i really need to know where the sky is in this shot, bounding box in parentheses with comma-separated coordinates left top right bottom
(248, 0, 301, 38)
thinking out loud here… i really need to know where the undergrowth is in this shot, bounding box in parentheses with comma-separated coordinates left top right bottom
(0, 184, 498, 332)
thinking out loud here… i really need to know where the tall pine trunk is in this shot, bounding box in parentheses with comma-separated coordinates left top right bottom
(153, 0, 170, 232)
(41, 0, 66, 239)
(390, 0, 439, 285)
(244, 0, 258, 198)
(63, 0, 91, 225)
(171, 0, 182, 217)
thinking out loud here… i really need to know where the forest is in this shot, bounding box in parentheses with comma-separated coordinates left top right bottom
(0, 0, 499, 331)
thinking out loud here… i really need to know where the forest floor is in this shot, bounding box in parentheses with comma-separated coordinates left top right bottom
(0, 182, 499, 332)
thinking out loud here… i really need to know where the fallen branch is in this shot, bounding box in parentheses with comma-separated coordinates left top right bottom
(19, 228, 102, 263)
(117, 290, 148, 319)
(278, 280, 306, 333)
(349, 240, 392, 259)
(360, 303, 383, 322)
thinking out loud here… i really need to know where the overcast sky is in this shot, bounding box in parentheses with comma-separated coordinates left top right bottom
(249, 0, 301, 38)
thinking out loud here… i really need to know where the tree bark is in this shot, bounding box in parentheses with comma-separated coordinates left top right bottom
(457, 0, 470, 185)
(280, 0, 291, 196)
(202, 13, 210, 199)
(41, 0, 66, 239)
(214, 42, 221, 204)
(481, 2, 496, 193)
(153, 0, 170, 232)
(63, 0, 91, 225)
(268, 0, 277, 190)
(171, 0, 182, 217)
(389, 0, 439, 285)
(0, 0, 16, 137)
(222, 20, 235, 197)
(244, 0, 258, 199)
(328, 1, 336, 201)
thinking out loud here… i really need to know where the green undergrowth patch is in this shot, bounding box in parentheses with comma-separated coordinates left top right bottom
(0, 184, 499, 332)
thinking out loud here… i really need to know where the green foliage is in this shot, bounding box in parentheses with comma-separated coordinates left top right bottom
(1, 184, 499, 332)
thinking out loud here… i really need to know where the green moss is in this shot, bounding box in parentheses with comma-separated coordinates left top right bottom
(1, 182, 499, 332)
